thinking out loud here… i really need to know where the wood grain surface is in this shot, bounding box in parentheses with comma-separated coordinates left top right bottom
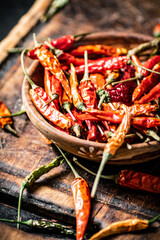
(0, 0, 160, 239)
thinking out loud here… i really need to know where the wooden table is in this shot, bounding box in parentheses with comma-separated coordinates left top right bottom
(0, 0, 160, 239)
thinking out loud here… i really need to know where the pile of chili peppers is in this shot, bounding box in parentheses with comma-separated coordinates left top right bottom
(1, 33, 160, 239)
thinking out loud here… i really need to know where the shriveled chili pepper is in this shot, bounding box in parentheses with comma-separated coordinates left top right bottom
(131, 54, 143, 78)
(90, 214, 160, 240)
(74, 56, 129, 75)
(44, 68, 62, 109)
(0, 101, 18, 136)
(129, 103, 158, 116)
(17, 153, 68, 228)
(70, 44, 127, 57)
(78, 110, 122, 123)
(69, 63, 86, 110)
(35, 46, 72, 101)
(132, 63, 160, 101)
(21, 50, 71, 130)
(56, 146, 91, 240)
(91, 105, 131, 198)
(74, 159, 160, 194)
(89, 73, 106, 90)
(137, 81, 160, 104)
(0, 218, 76, 237)
(132, 117, 160, 128)
(142, 55, 160, 76)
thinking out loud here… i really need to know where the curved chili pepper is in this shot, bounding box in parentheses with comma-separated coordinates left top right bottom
(44, 68, 62, 108)
(91, 105, 131, 198)
(74, 56, 129, 75)
(30, 89, 71, 130)
(90, 215, 160, 240)
(35, 46, 72, 101)
(49, 35, 74, 51)
(132, 64, 160, 101)
(142, 55, 160, 77)
(138, 82, 160, 104)
(70, 44, 127, 57)
(69, 63, 86, 110)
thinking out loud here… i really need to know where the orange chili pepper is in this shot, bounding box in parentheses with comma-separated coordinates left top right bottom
(69, 63, 86, 110)
(91, 105, 131, 198)
(70, 44, 127, 57)
(35, 46, 72, 102)
(89, 73, 106, 90)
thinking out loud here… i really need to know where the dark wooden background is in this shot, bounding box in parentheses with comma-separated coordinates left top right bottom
(0, 0, 160, 239)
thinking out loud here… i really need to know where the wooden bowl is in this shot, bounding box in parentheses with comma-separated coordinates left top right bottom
(22, 32, 160, 165)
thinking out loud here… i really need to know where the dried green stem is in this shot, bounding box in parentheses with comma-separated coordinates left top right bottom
(0, 105, 26, 118)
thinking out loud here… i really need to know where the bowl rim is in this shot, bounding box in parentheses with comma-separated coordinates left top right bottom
(22, 31, 160, 154)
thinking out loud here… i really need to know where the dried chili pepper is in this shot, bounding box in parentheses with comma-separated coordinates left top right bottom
(137, 81, 160, 104)
(89, 73, 106, 90)
(0, 218, 76, 237)
(21, 50, 71, 130)
(132, 63, 160, 101)
(91, 105, 131, 198)
(74, 56, 129, 75)
(35, 46, 72, 101)
(66, 111, 82, 138)
(70, 44, 127, 57)
(17, 153, 67, 228)
(90, 214, 160, 240)
(69, 63, 86, 110)
(131, 54, 143, 77)
(44, 68, 62, 109)
(0, 101, 18, 136)
(142, 55, 160, 76)
(56, 146, 90, 240)
(74, 159, 160, 194)
(132, 117, 160, 128)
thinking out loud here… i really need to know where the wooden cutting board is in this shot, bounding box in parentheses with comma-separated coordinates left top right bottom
(0, 1, 160, 239)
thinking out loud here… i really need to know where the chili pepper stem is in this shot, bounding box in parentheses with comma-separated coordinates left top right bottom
(56, 146, 80, 179)
(4, 124, 19, 137)
(73, 158, 115, 180)
(0, 218, 31, 226)
(74, 32, 94, 40)
(17, 181, 27, 229)
(111, 76, 140, 86)
(148, 213, 160, 225)
(98, 94, 106, 109)
(128, 60, 160, 75)
(8, 47, 27, 54)
(42, 93, 59, 108)
(21, 50, 38, 89)
(44, 41, 63, 57)
(91, 152, 112, 198)
(146, 129, 160, 141)
(0, 105, 26, 118)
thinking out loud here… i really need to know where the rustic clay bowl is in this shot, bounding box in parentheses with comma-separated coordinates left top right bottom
(22, 32, 160, 165)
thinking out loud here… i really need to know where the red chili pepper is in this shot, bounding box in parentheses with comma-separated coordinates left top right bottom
(30, 89, 71, 130)
(131, 54, 143, 77)
(137, 81, 160, 104)
(44, 68, 62, 109)
(74, 56, 129, 75)
(107, 81, 137, 104)
(50, 35, 74, 51)
(118, 170, 160, 194)
(70, 44, 127, 57)
(35, 46, 72, 102)
(142, 55, 160, 77)
(132, 117, 160, 128)
(132, 64, 160, 102)
(86, 121, 98, 141)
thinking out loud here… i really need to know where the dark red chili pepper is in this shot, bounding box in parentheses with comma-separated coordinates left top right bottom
(44, 68, 62, 109)
(70, 44, 127, 57)
(132, 64, 160, 102)
(74, 56, 129, 75)
(118, 170, 160, 194)
(49, 35, 74, 51)
(35, 46, 72, 101)
(107, 81, 137, 104)
(86, 121, 98, 141)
